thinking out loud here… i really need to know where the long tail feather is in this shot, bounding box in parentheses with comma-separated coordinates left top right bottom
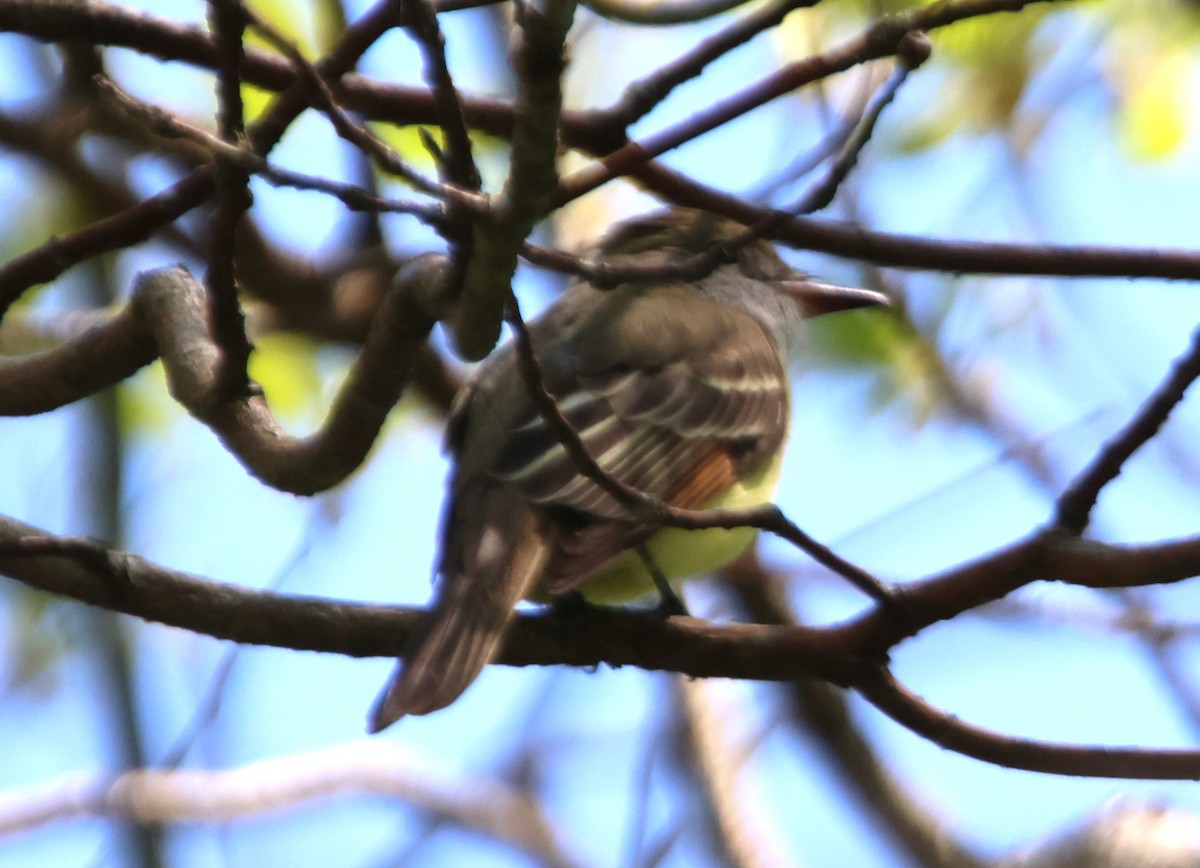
(368, 482, 548, 730)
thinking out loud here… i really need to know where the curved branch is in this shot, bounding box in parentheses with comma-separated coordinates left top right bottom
(1055, 324, 1200, 534)
(0, 263, 439, 494)
(6, 513, 1200, 781)
(856, 668, 1200, 780)
(583, 0, 754, 26)
(0, 740, 582, 868)
(724, 558, 990, 868)
(0, 305, 159, 414)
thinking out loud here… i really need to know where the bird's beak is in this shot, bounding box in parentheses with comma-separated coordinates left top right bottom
(781, 279, 890, 319)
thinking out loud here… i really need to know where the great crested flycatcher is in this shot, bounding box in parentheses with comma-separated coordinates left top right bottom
(368, 209, 886, 731)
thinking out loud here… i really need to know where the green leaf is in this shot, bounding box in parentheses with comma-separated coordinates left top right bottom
(1117, 50, 1190, 160)
(248, 332, 324, 417)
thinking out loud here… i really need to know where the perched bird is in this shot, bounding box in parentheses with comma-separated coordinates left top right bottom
(368, 209, 886, 731)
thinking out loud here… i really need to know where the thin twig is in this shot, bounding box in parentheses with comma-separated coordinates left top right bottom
(402, 0, 482, 193)
(1055, 324, 1200, 534)
(787, 31, 931, 216)
(534, 36, 930, 298)
(239, 0, 462, 201)
(554, 10, 935, 206)
(583, 0, 756, 26)
(0, 0, 399, 319)
(95, 75, 445, 224)
(601, 0, 822, 127)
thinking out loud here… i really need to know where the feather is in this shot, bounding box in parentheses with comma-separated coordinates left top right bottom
(368, 208, 885, 726)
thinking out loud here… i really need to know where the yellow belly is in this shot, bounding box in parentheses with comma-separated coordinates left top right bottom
(577, 449, 784, 602)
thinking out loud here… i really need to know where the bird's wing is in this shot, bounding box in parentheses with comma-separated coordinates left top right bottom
(369, 284, 790, 725)
(490, 293, 789, 593)
(368, 475, 550, 727)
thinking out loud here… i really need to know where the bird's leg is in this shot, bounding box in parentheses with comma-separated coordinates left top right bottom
(636, 544, 689, 617)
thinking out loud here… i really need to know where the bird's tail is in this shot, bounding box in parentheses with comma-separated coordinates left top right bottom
(368, 481, 549, 731)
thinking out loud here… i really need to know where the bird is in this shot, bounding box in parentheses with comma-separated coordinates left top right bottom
(368, 208, 887, 731)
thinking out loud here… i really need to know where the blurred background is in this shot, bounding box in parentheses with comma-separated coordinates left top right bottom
(3, 0, 1200, 865)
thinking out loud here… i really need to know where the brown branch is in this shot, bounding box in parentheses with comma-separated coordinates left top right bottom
(0, 111, 198, 252)
(6, 0, 1200, 303)
(599, 0, 821, 127)
(855, 667, 1200, 780)
(635, 180, 1200, 283)
(94, 75, 446, 223)
(239, 2, 457, 203)
(206, 0, 254, 395)
(6, 515, 1200, 778)
(451, 0, 577, 360)
(0, 0, 399, 319)
(787, 30, 930, 216)
(554, 0, 1048, 206)
(518, 37, 928, 294)
(0, 105, 384, 344)
(1054, 324, 1200, 534)
(834, 530, 1200, 656)
(0, 512, 863, 679)
(403, 0, 481, 193)
(0, 741, 583, 868)
(0, 262, 440, 494)
(0, 303, 158, 415)
(724, 556, 989, 868)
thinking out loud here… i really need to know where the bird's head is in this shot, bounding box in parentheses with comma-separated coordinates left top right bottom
(594, 209, 888, 350)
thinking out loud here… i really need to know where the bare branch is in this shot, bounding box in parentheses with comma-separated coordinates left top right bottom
(452, 0, 578, 360)
(95, 75, 446, 222)
(5, 0, 1196, 304)
(0, 262, 440, 494)
(583, 0, 756, 26)
(205, 0, 254, 394)
(0, 0, 399, 319)
(555, 1, 1047, 206)
(787, 30, 930, 215)
(0, 741, 582, 868)
(599, 0, 821, 127)
(855, 667, 1200, 780)
(5, 515, 1200, 778)
(1055, 324, 1200, 535)
(403, 0, 482, 193)
(724, 556, 990, 868)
